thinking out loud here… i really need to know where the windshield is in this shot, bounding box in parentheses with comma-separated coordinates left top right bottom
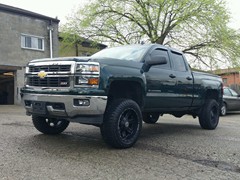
(91, 45, 150, 61)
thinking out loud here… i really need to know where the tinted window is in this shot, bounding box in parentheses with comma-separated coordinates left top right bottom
(172, 52, 187, 72)
(149, 49, 171, 69)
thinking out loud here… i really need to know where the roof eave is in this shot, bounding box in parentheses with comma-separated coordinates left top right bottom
(0, 3, 60, 23)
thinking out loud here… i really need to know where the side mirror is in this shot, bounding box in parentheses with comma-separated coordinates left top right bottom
(141, 55, 167, 73)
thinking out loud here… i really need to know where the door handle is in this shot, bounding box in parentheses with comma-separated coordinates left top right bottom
(169, 74, 176, 78)
(186, 76, 193, 80)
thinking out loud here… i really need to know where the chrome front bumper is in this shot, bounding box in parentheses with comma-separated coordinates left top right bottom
(22, 93, 107, 125)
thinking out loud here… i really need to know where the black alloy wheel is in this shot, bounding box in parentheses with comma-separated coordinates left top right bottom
(118, 108, 139, 141)
(199, 99, 219, 130)
(100, 99, 142, 148)
(32, 116, 70, 134)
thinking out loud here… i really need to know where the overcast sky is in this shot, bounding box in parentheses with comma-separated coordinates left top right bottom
(1, 0, 240, 29)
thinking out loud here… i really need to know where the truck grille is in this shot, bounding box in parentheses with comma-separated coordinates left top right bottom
(29, 65, 71, 72)
(28, 77, 70, 87)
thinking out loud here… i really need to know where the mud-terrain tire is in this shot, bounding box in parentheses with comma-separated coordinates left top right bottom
(100, 99, 142, 148)
(32, 116, 69, 134)
(199, 99, 219, 130)
(142, 113, 159, 124)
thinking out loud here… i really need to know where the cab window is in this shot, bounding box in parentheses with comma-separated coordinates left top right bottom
(172, 52, 187, 72)
(148, 49, 171, 69)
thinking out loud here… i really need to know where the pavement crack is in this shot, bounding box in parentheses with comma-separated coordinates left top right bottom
(137, 143, 240, 174)
(193, 159, 240, 173)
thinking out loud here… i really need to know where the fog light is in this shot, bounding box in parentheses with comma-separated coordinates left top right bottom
(74, 99, 90, 106)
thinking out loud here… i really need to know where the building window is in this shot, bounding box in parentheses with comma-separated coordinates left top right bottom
(223, 78, 228, 84)
(21, 34, 44, 51)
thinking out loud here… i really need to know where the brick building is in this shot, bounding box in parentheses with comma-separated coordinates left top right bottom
(0, 4, 59, 104)
(214, 68, 240, 93)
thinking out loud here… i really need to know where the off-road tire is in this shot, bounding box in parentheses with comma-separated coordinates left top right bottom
(199, 99, 219, 130)
(32, 116, 69, 134)
(100, 99, 142, 149)
(142, 113, 159, 124)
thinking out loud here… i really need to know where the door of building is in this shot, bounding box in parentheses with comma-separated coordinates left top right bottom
(0, 70, 14, 105)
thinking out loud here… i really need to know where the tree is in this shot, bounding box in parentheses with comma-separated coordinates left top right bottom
(62, 0, 240, 70)
(59, 32, 107, 56)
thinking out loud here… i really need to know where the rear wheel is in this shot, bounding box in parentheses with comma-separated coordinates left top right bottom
(32, 116, 69, 134)
(142, 113, 159, 124)
(220, 103, 227, 116)
(199, 99, 219, 130)
(100, 99, 142, 148)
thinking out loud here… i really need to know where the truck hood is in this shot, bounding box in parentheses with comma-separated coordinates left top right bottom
(28, 56, 142, 69)
(29, 56, 91, 63)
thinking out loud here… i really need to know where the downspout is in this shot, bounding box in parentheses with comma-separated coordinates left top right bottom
(48, 20, 53, 58)
(49, 28, 53, 58)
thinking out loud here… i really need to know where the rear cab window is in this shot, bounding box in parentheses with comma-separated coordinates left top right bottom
(171, 51, 188, 72)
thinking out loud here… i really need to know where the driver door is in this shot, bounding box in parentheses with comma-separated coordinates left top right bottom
(144, 48, 177, 110)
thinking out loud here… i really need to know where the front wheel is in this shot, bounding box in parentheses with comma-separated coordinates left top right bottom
(199, 99, 219, 130)
(100, 99, 142, 149)
(32, 116, 69, 134)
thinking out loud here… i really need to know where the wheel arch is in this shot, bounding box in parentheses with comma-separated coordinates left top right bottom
(205, 89, 223, 107)
(196, 89, 222, 116)
(107, 80, 145, 109)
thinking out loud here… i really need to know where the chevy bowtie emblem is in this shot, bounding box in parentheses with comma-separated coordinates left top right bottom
(38, 70, 47, 79)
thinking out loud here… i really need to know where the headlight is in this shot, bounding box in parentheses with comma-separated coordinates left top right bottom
(76, 63, 99, 74)
(25, 66, 29, 73)
(24, 66, 29, 86)
(75, 63, 100, 87)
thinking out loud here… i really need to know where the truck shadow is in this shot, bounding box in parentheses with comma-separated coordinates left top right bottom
(141, 122, 201, 139)
(223, 112, 240, 116)
(22, 121, 202, 152)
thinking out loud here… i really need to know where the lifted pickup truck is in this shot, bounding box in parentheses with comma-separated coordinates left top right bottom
(21, 44, 223, 148)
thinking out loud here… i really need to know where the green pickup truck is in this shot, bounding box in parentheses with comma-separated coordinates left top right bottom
(21, 44, 223, 148)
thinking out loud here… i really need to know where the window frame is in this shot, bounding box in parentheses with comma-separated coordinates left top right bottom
(21, 34, 45, 51)
(147, 48, 172, 70)
(222, 78, 228, 84)
(171, 51, 188, 72)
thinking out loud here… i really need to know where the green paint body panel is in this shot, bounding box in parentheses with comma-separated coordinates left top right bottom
(21, 44, 223, 116)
